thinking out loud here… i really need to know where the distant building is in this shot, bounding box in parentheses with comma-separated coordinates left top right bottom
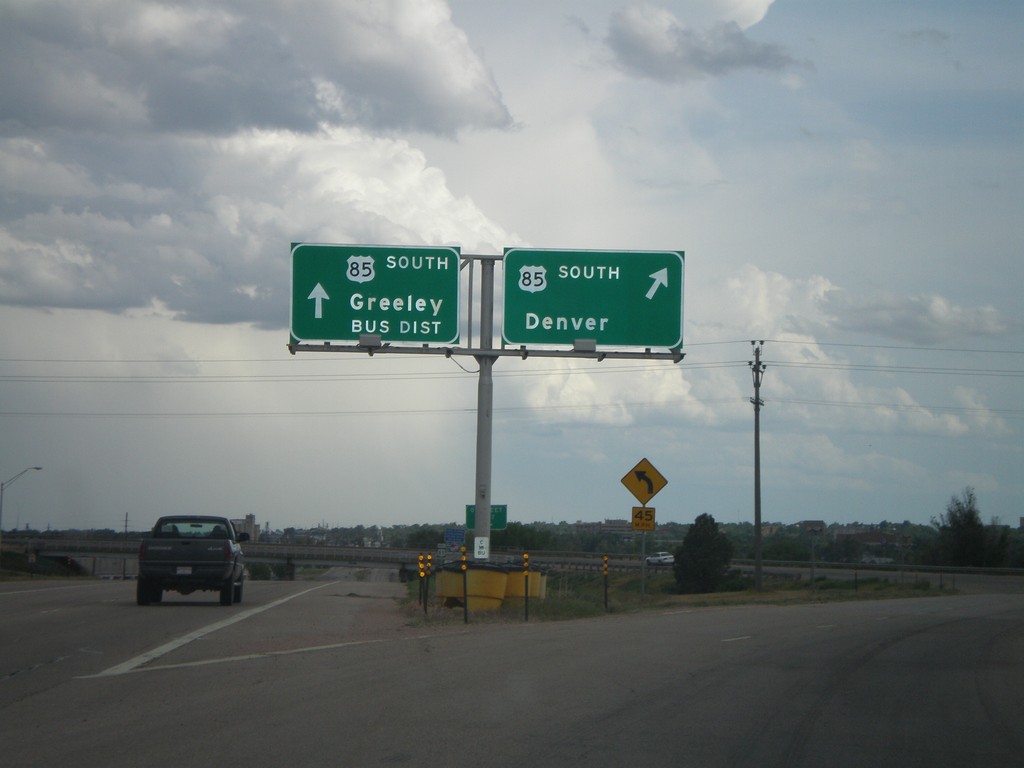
(601, 519, 632, 536)
(231, 514, 260, 542)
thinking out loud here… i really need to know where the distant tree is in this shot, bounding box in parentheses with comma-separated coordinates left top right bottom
(674, 513, 734, 593)
(762, 534, 811, 562)
(1007, 529, 1024, 568)
(821, 536, 864, 564)
(403, 526, 444, 550)
(492, 522, 556, 551)
(930, 487, 1008, 567)
(248, 562, 273, 580)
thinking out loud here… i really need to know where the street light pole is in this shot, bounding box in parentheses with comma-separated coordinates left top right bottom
(0, 466, 43, 572)
(749, 342, 766, 591)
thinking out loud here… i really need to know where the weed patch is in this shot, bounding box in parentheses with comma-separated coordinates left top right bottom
(403, 569, 949, 625)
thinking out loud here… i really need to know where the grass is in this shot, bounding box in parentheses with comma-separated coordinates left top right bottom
(403, 569, 948, 625)
(0, 552, 84, 580)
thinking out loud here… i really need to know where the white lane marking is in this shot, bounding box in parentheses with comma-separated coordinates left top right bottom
(722, 635, 751, 643)
(113, 639, 389, 675)
(0, 584, 102, 597)
(88, 630, 475, 676)
(87, 583, 331, 678)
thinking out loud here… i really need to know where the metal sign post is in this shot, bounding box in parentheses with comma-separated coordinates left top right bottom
(622, 458, 669, 599)
(472, 257, 496, 560)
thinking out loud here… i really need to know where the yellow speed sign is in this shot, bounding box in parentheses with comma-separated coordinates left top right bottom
(632, 506, 656, 531)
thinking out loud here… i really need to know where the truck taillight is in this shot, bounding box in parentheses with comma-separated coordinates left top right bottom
(138, 542, 147, 561)
(224, 544, 232, 561)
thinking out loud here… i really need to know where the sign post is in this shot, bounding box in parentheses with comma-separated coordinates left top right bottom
(622, 458, 669, 597)
(291, 243, 460, 344)
(503, 249, 684, 348)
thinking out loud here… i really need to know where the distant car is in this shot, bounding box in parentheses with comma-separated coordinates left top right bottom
(645, 552, 674, 566)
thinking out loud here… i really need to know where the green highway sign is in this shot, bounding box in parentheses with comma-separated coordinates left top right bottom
(466, 504, 508, 530)
(291, 243, 460, 344)
(502, 248, 684, 348)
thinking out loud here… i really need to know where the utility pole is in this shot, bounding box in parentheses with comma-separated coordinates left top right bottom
(0, 466, 42, 572)
(749, 342, 766, 591)
(123, 511, 129, 579)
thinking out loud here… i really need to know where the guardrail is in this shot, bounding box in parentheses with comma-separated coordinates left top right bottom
(731, 558, 1024, 578)
(9, 539, 1024, 580)
(10, 539, 641, 572)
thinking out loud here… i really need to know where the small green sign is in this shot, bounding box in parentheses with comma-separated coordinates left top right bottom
(466, 504, 508, 530)
(291, 243, 460, 344)
(502, 248, 684, 348)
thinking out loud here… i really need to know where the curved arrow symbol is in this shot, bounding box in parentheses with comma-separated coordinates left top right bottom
(634, 470, 654, 495)
(308, 283, 329, 319)
(646, 268, 668, 299)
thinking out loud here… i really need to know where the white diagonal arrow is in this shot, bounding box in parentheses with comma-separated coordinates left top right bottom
(646, 268, 668, 299)
(308, 283, 329, 319)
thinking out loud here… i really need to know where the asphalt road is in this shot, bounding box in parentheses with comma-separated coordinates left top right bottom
(3, 573, 1023, 767)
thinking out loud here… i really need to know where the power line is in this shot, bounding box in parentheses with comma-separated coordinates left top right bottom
(0, 360, 750, 384)
(1, 355, 1017, 383)
(1, 336, 1021, 366)
(760, 339, 1024, 356)
(769, 361, 1023, 377)
(3, 394, 1019, 420)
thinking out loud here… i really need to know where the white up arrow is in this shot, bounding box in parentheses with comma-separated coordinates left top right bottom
(308, 283, 329, 318)
(646, 268, 668, 300)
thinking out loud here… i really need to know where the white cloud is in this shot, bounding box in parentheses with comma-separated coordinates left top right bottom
(821, 291, 1016, 345)
(952, 386, 1011, 436)
(0, 1, 1020, 531)
(703, 0, 777, 29)
(606, 3, 795, 83)
(710, 265, 1017, 348)
(0, 0, 512, 135)
(771, 433, 926, 492)
(0, 126, 514, 325)
(0, 138, 97, 200)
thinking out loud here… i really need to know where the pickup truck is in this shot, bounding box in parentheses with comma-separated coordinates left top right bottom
(137, 515, 249, 606)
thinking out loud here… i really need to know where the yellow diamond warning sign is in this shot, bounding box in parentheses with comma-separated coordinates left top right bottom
(621, 458, 667, 505)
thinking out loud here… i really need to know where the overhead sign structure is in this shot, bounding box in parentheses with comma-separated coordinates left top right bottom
(621, 458, 668, 506)
(291, 243, 460, 345)
(502, 248, 684, 348)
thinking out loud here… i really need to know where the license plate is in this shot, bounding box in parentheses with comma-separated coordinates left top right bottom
(175, 566, 192, 575)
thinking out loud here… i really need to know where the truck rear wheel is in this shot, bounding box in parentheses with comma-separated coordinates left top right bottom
(219, 579, 234, 606)
(136, 578, 152, 606)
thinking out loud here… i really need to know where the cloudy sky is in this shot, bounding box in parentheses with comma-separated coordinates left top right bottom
(1, 0, 1021, 538)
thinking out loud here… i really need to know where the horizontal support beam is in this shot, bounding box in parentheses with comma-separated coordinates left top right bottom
(288, 342, 684, 363)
